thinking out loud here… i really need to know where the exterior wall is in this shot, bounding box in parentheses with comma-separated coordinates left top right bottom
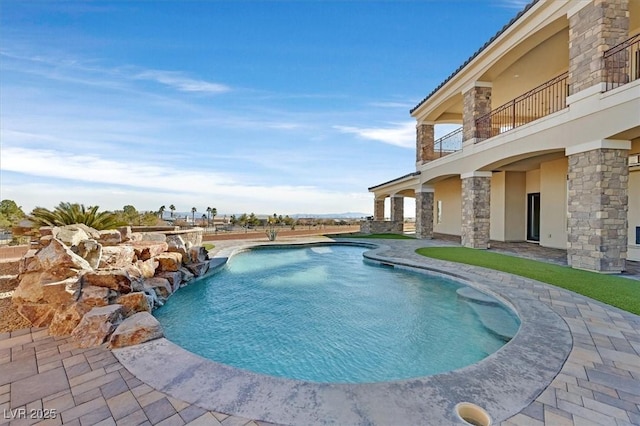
(569, 0, 629, 94)
(360, 220, 404, 234)
(462, 84, 492, 142)
(540, 158, 568, 249)
(461, 175, 491, 249)
(628, 138, 640, 261)
(433, 177, 462, 236)
(416, 124, 435, 164)
(491, 171, 526, 242)
(526, 169, 540, 194)
(567, 148, 629, 272)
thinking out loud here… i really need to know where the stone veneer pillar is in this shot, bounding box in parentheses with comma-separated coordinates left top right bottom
(462, 82, 492, 142)
(566, 140, 630, 273)
(416, 123, 435, 164)
(568, 0, 629, 94)
(461, 172, 492, 249)
(374, 197, 385, 221)
(415, 188, 434, 239)
(390, 195, 404, 223)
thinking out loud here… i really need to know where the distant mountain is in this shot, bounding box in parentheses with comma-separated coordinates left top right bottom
(290, 212, 370, 219)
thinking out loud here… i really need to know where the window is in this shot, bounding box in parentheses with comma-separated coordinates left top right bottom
(437, 200, 443, 224)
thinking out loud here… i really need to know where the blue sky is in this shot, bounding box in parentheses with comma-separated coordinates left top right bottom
(1, 0, 528, 216)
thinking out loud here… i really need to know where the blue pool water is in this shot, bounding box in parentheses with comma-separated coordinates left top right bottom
(154, 245, 520, 383)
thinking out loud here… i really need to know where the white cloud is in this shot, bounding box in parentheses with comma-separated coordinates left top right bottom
(0, 147, 372, 214)
(334, 121, 415, 149)
(368, 101, 415, 109)
(133, 70, 231, 94)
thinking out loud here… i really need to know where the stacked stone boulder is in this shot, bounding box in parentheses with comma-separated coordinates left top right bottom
(12, 224, 216, 348)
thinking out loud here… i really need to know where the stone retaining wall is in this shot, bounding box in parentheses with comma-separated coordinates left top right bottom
(360, 220, 404, 234)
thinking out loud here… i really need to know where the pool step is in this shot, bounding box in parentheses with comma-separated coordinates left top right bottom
(457, 287, 519, 341)
(456, 287, 500, 306)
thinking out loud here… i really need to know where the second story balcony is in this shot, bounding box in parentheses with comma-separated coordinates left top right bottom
(474, 72, 569, 142)
(604, 33, 640, 92)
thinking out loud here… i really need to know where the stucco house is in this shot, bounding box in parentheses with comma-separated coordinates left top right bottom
(365, 0, 640, 273)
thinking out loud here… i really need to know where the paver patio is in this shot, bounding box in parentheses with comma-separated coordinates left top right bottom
(1, 237, 639, 425)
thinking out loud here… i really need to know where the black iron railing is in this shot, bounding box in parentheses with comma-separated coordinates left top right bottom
(433, 127, 463, 158)
(475, 72, 569, 141)
(604, 34, 640, 91)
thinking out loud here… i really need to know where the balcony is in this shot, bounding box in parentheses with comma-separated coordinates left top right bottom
(431, 127, 463, 159)
(475, 72, 569, 141)
(604, 34, 640, 91)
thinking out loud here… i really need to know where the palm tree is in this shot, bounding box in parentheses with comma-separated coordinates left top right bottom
(191, 207, 197, 225)
(30, 202, 123, 230)
(158, 205, 166, 219)
(201, 214, 207, 226)
(210, 207, 217, 226)
(169, 204, 176, 218)
(206, 207, 212, 226)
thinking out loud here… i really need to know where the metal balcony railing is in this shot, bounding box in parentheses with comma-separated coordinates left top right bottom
(604, 34, 640, 91)
(475, 72, 569, 141)
(433, 127, 463, 158)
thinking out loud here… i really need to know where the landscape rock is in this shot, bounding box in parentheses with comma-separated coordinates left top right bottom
(155, 271, 182, 292)
(41, 278, 79, 306)
(13, 274, 77, 304)
(49, 302, 90, 336)
(98, 230, 122, 246)
(109, 312, 163, 348)
(186, 262, 209, 277)
(143, 277, 172, 301)
(179, 267, 195, 284)
(16, 303, 56, 327)
(155, 252, 182, 272)
(76, 285, 112, 307)
(116, 291, 151, 314)
(131, 242, 168, 261)
(38, 235, 53, 249)
(188, 246, 209, 264)
(118, 226, 132, 243)
(166, 235, 188, 259)
(71, 304, 124, 348)
(37, 239, 92, 279)
(83, 271, 133, 293)
(99, 246, 136, 268)
(18, 249, 40, 274)
(72, 239, 102, 269)
(53, 226, 90, 247)
(137, 258, 158, 278)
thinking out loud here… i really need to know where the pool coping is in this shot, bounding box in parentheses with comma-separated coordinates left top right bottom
(113, 239, 574, 425)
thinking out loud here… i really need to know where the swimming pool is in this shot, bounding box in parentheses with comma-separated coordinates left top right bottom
(154, 244, 519, 383)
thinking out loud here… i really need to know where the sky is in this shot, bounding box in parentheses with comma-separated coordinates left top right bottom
(1, 0, 530, 217)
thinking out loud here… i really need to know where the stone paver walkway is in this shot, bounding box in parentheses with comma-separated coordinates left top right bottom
(0, 329, 267, 426)
(1, 236, 639, 425)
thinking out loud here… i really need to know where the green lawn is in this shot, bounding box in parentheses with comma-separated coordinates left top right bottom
(416, 247, 640, 315)
(202, 243, 215, 251)
(330, 233, 415, 239)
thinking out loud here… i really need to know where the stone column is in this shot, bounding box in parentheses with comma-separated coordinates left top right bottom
(566, 140, 630, 273)
(416, 123, 435, 164)
(461, 172, 492, 249)
(415, 187, 434, 239)
(390, 195, 404, 223)
(374, 197, 385, 221)
(462, 82, 492, 143)
(568, 0, 629, 94)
